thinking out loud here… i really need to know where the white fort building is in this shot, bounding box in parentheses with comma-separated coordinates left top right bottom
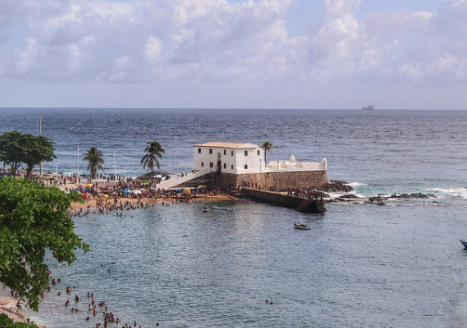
(156, 141, 328, 191)
(193, 142, 327, 174)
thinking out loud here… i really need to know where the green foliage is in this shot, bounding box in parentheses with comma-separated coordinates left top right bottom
(141, 141, 165, 172)
(261, 141, 273, 163)
(0, 131, 56, 178)
(0, 177, 89, 312)
(0, 314, 40, 328)
(82, 146, 104, 179)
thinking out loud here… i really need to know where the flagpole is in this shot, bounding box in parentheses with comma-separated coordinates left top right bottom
(39, 116, 42, 175)
(77, 143, 79, 181)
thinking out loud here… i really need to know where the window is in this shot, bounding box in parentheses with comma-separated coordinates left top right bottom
(244, 164, 248, 169)
(244, 150, 248, 156)
(223, 163, 226, 169)
(257, 150, 260, 156)
(231, 165, 234, 169)
(210, 162, 214, 168)
(201, 162, 204, 167)
(198, 148, 201, 153)
(209, 149, 213, 154)
(224, 150, 226, 155)
(231, 150, 234, 156)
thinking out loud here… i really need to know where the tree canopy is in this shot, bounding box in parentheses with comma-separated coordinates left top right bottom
(141, 141, 165, 172)
(82, 146, 104, 179)
(0, 177, 90, 311)
(0, 131, 56, 178)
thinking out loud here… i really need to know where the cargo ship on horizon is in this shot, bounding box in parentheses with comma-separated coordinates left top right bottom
(362, 105, 375, 110)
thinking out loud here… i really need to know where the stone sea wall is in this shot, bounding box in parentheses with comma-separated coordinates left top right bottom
(213, 170, 328, 191)
(240, 188, 326, 212)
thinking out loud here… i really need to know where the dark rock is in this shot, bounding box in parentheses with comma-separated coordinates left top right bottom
(369, 196, 383, 202)
(389, 193, 437, 199)
(321, 180, 354, 193)
(339, 194, 360, 199)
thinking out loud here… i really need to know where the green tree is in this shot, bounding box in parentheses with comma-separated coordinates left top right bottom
(0, 177, 89, 311)
(261, 140, 273, 164)
(141, 141, 165, 172)
(82, 146, 104, 179)
(0, 131, 56, 178)
(0, 313, 40, 327)
(0, 131, 23, 174)
(22, 135, 56, 179)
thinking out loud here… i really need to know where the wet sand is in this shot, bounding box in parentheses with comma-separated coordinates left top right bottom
(70, 193, 238, 211)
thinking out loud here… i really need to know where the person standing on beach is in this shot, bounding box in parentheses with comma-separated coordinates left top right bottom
(16, 299, 22, 312)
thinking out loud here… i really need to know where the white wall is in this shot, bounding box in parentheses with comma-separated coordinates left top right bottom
(193, 145, 264, 174)
(193, 144, 327, 174)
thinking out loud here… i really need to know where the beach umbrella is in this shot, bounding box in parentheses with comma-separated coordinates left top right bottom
(183, 188, 191, 195)
(85, 184, 92, 188)
(133, 190, 142, 195)
(81, 192, 89, 197)
(79, 184, 84, 188)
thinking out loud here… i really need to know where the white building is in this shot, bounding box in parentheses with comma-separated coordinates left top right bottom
(193, 142, 327, 174)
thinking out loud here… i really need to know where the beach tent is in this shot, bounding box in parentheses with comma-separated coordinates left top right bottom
(133, 190, 142, 195)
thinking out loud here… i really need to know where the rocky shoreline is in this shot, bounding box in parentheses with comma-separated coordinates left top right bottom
(319, 180, 439, 205)
(331, 191, 438, 205)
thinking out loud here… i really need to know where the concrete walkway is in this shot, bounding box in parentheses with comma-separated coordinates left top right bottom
(156, 168, 211, 189)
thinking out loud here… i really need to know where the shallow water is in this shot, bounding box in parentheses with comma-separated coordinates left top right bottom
(22, 199, 467, 328)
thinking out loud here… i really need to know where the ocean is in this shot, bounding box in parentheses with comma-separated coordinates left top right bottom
(1, 108, 467, 327)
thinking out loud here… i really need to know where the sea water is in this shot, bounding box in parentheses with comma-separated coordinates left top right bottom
(1, 108, 467, 327)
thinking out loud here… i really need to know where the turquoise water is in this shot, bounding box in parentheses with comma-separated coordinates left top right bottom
(26, 200, 467, 328)
(1, 108, 467, 327)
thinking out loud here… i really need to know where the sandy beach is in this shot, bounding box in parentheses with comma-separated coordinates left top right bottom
(59, 176, 239, 212)
(0, 294, 44, 327)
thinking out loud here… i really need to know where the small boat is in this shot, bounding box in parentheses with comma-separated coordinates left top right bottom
(362, 105, 375, 110)
(202, 207, 210, 212)
(213, 206, 228, 211)
(460, 239, 467, 248)
(294, 222, 311, 230)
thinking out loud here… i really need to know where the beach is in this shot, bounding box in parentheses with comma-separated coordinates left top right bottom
(0, 293, 44, 327)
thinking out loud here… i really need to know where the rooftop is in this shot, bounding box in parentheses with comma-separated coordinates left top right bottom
(193, 142, 258, 149)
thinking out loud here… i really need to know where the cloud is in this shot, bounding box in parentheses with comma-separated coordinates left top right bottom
(144, 36, 162, 63)
(1, 0, 467, 89)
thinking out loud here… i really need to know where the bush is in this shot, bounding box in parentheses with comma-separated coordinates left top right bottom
(0, 314, 40, 328)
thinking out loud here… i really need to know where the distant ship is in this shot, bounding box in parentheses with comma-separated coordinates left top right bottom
(362, 105, 375, 110)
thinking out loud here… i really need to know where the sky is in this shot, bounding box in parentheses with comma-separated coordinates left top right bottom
(0, 0, 466, 110)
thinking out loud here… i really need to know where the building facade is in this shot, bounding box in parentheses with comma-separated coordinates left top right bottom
(193, 142, 327, 174)
(193, 142, 264, 174)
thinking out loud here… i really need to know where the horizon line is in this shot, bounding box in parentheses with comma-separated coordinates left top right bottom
(0, 107, 466, 111)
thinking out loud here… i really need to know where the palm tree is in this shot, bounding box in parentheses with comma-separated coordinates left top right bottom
(82, 146, 104, 179)
(141, 141, 165, 172)
(262, 141, 273, 164)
